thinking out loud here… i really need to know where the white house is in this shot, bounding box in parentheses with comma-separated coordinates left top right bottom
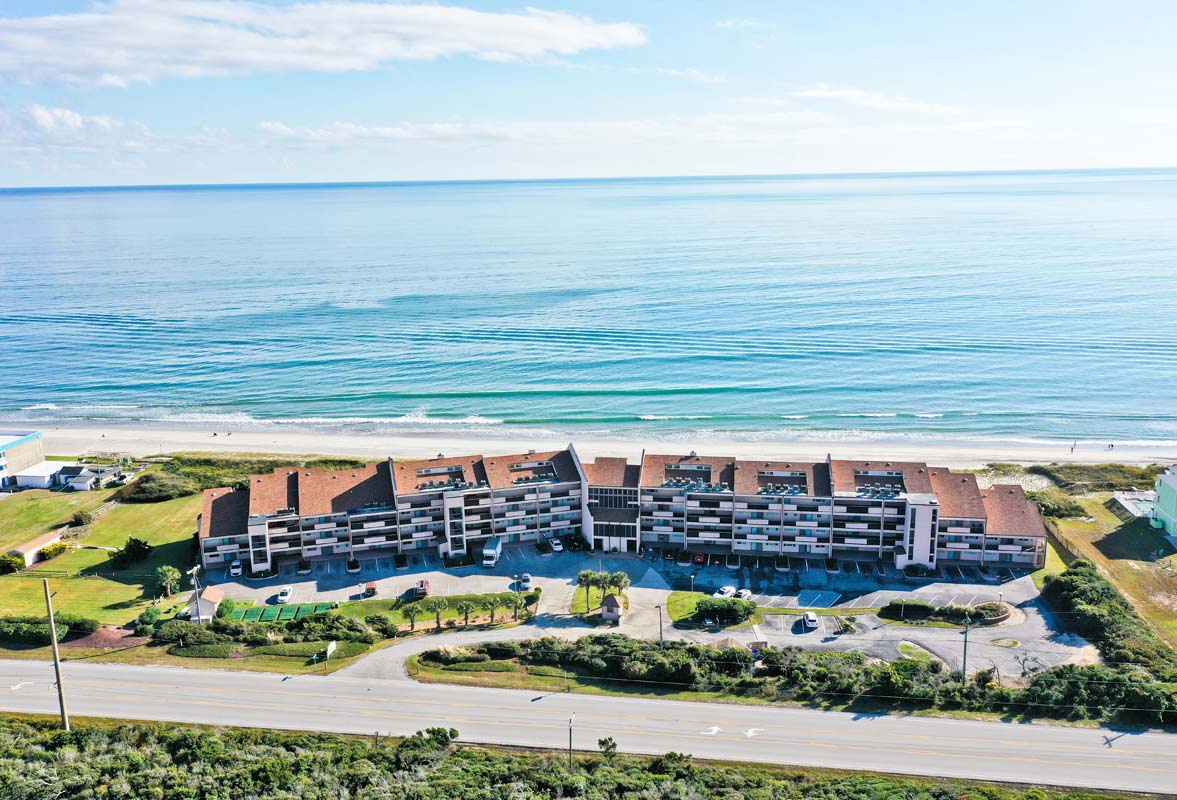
(188, 586, 224, 623)
(14, 461, 69, 490)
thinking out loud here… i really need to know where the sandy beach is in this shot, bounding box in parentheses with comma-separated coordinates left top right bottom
(18, 422, 1176, 468)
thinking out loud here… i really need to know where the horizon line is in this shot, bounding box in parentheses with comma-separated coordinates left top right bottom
(3, 164, 1176, 194)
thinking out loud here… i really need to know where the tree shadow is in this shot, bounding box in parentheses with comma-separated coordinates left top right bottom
(1092, 516, 1175, 562)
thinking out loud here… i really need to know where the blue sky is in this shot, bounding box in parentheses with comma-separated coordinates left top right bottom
(1, 0, 1175, 186)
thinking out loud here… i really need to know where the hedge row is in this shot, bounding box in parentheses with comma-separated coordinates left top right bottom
(0, 613, 100, 645)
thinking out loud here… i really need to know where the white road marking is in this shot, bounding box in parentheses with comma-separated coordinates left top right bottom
(9, 682, 32, 692)
(744, 728, 764, 737)
(700, 726, 722, 735)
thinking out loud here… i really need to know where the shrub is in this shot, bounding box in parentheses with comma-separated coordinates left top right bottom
(120, 471, 199, 502)
(879, 599, 935, 620)
(1026, 488, 1085, 518)
(0, 555, 24, 575)
(0, 617, 64, 645)
(38, 542, 68, 560)
(138, 606, 162, 625)
(428, 646, 489, 665)
(114, 536, 153, 565)
(54, 613, 101, 634)
(482, 641, 523, 659)
(694, 597, 756, 622)
(168, 643, 237, 658)
(154, 620, 227, 645)
(71, 509, 94, 527)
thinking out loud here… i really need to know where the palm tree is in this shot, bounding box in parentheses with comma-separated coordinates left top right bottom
(403, 605, 420, 631)
(156, 565, 181, 597)
(577, 570, 595, 613)
(608, 570, 631, 595)
(456, 600, 477, 628)
(482, 595, 506, 624)
(511, 593, 529, 620)
(423, 597, 448, 630)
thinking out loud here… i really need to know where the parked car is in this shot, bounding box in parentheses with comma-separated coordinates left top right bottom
(363, 582, 377, 598)
(693, 551, 706, 565)
(536, 538, 553, 555)
(228, 559, 243, 578)
(774, 556, 791, 573)
(713, 585, 736, 598)
(518, 573, 532, 590)
(676, 550, 693, 567)
(735, 588, 753, 600)
(802, 611, 820, 630)
(825, 558, 841, 574)
(276, 586, 293, 604)
(725, 554, 740, 570)
(664, 549, 676, 561)
(549, 537, 564, 553)
(414, 579, 430, 599)
(393, 554, 409, 570)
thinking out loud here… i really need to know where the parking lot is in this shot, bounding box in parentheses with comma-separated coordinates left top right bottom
(208, 541, 1093, 677)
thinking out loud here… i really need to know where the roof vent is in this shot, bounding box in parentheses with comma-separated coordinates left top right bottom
(689, 450, 697, 458)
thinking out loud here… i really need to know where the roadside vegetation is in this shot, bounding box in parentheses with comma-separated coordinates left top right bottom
(416, 599, 1177, 725)
(336, 590, 539, 629)
(119, 452, 368, 502)
(0, 717, 1129, 800)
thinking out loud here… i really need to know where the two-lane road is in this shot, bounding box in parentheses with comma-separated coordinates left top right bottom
(2, 658, 1175, 795)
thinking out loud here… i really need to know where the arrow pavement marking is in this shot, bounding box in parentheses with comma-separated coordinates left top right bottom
(744, 728, 764, 738)
(700, 726, 722, 735)
(9, 683, 32, 692)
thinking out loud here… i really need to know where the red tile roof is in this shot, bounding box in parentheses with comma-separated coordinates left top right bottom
(248, 469, 298, 516)
(295, 461, 395, 517)
(639, 453, 736, 489)
(482, 448, 580, 490)
(981, 484, 1046, 538)
(732, 460, 831, 496)
(199, 487, 249, 539)
(927, 469, 986, 520)
(829, 459, 933, 494)
(582, 456, 641, 488)
(392, 453, 487, 495)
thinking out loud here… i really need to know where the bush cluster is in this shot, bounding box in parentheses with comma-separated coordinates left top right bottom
(120, 472, 199, 502)
(0, 613, 100, 645)
(0, 555, 24, 575)
(879, 600, 1004, 624)
(1041, 560, 1176, 682)
(1026, 487, 1086, 518)
(694, 597, 757, 622)
(441, 631, 1176, 724)
(0, 718, 1126, 800)
(38, 542, 69, 560)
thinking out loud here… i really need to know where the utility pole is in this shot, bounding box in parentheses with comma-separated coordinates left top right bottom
(961, 614, 972, 681)
(654, 604, 664, 647)
(188, 566, 203, 624)
(43, 579, 70, 731)
(568, 712, 575, 770)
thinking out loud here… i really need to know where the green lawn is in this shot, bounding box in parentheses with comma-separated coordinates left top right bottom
(569, 585, 628, 615)
(0, 494, 202, 624)
(0, 486, 120, 554)
(1031, 540, 1069, 590)
(1050, 495, 1177, 647)
(336, 591, 531, 629)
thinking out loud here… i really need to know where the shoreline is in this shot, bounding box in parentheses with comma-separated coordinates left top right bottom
(16, 421, 1177, 468)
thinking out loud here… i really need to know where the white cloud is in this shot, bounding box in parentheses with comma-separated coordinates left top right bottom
(27, 105, 117, 134)
(786, 84, 962, 114)
(0, 0, 646, 86)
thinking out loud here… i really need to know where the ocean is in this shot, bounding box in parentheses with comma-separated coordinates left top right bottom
(2, 168, 1176, 448)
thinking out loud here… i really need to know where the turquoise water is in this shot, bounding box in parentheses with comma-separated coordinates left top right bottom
(2, 169, 1176, 446)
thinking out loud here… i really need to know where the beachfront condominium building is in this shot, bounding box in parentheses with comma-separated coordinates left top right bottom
(636, 453, 1046, 569)
(198, 446, 590, 570)
(199, 446, 1046, 571)
(582, 455, 642, 552)
(0, 430, 44, 489)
